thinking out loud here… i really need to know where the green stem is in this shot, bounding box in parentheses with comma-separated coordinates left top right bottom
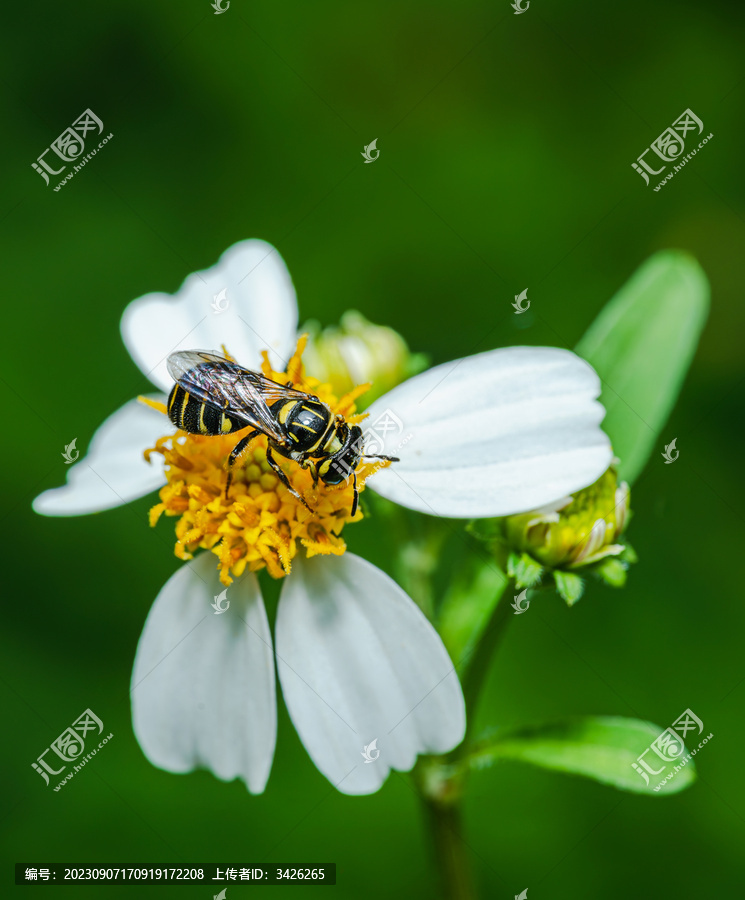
(419, 786, 475, 900)
(459, 578, 515, 746)
(414, 579, 516, 899)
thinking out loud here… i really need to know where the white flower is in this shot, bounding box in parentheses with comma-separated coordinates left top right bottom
(33, 240, 611, 795)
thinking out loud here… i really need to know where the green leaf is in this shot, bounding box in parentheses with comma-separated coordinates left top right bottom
(467, 716, 697, 795)
(507, 552, 544, 589)
(554, 570, 584, 605)
(438, 559, 507, 663)
(576, 251, 709, 484)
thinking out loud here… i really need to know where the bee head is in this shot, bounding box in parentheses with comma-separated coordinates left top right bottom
(318, 425, 364, 486)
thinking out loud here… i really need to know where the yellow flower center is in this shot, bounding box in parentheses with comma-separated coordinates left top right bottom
(141, 337, 385, 584)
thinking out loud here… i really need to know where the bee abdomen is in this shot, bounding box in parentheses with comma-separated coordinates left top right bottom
(167, 385, 243, 435)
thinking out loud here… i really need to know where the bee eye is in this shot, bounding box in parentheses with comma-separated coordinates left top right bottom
(321, 464, 345, 486)
(320, 450, 360, 486)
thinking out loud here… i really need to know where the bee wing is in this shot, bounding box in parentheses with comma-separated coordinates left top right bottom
(167, 350, 290, 443)
(166, 350, 231, 383)
(246, 372, 319, 404)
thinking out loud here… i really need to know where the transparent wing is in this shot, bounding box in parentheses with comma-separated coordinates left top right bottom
(167, 351, 284, 441)
(167, 351, 314, 444)
(166, 350, 236, 385)
(247, 373, 316, 404)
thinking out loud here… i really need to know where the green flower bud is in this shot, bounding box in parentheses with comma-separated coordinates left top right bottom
(301, 311, 427, 407)
(470, 467, 635, 605)
(503, 468, 629, 570)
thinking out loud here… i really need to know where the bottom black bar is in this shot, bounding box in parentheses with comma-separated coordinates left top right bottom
(15, 864, 336, 885)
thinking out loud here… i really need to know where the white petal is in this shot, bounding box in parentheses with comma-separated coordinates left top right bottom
(276, 553, 465, 795)
(365, 346, 612, 518)
(32, 396, 169, 517)
(131, 554, 276, 794)
(121, 240, 299, 391)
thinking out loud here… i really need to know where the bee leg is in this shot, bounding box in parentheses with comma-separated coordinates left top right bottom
(331, 472, 359, 531)
(363, 454, 400, 462)
(308, 461, 320, 489)
(266, 447, 314, 513)
(298, 458, 320, 489)
(225, 430, 259, 497)
(351, 471, 359, 517)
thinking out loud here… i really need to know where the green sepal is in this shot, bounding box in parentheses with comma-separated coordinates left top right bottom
(406, 351, 431, 380)
(507, 552, 544, 589)
(621, 540, 638, 564)
(466, 518, 503, 543)
(595, 557, 628, 588)
(554, 570, 584, 605)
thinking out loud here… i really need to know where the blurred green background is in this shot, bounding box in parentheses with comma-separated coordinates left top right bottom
(3, 0, 744, 897)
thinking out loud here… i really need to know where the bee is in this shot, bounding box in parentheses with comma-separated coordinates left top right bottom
(166, 350, 399, 516)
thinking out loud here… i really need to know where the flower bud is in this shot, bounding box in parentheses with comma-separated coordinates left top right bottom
(301, 311, 426, 407)
(503, 468, 630, 570)
(470, 467, 635, 604)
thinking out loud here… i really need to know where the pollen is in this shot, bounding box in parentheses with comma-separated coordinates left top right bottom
(142, 338, 384, 585)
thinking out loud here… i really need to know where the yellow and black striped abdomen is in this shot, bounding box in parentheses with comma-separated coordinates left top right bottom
(167, 384, 246, 436)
